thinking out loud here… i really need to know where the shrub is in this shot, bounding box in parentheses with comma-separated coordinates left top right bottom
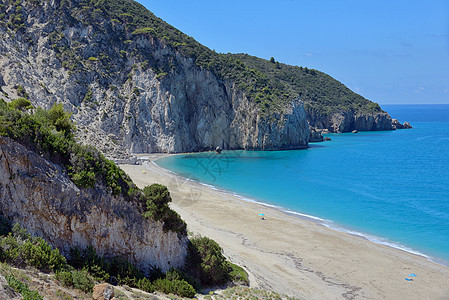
(141, 184, 187, 234)
(186, 236, 230, 285)
(46, 103, 74, 137)
(0, 224, 67, 272)
(71, 269, 94, 293)
(132, 27, 155, 35)
(153, 278, 195, 298)
(228, 262, 249, 285)
(136, 277, 154, 293)
(67, 246, 143, 285)
(55, 270, 73, 287)
(6, 273, 43, 300)
(7, 97, 32, 111)
(142, 183, 171, 220)
(165, 268, 199, 290)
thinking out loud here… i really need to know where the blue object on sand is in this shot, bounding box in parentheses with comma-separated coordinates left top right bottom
(408, 273, 417, 277)
(405, 278, 413, 281)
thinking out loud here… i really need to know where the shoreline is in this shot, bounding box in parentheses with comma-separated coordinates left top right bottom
(120, 155, 449, 299)
(152, 154, 445, 267)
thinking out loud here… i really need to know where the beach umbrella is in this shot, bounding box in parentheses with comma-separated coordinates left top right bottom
(258, 213, 264, 216)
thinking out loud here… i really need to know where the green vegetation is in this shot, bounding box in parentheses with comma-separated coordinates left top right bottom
(55, 269, 95, 293)
(0, 223, 66, 272)
(131, 27, 155, 35)
(211, 286, 299, 300)
(7, 97, 32, 111)
(64, 245, 197, 297)
(229, 53, 382, 116)
(0, 0, 382, 120)
(0, 99, 186, 234)
(87, 0, 382, 118)
(1, 0, 383, 122)
(0, 216, 248, 297)
(6, 273, 43, 300)
(141, 184, 187, 234)
(153, 278, 196, 298)
(186, 235, 249, 286)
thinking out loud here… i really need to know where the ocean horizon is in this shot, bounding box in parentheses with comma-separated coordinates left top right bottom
(157, 104, 449, 266)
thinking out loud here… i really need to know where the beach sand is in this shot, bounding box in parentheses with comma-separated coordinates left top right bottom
(120, 155, 449, 299)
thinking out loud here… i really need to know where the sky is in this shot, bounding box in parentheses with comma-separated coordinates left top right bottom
(139, 0, 449, 105)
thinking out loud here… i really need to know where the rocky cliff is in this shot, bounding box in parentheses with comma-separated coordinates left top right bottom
(0, 0, 309, 162)
(307, 109, 394, 133)
(0, 136, 187, 273)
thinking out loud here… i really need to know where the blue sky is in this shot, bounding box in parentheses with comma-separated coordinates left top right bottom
(139, 0, 449, 105)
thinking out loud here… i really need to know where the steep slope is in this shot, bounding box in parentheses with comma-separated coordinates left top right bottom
(0, 135, 187, 273)
(0, 0, 309, 161)
(230, 54, 394, 132)
(0, 102, 187, 273)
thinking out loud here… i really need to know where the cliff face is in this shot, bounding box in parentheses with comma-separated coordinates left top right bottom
(0, 136, 186, 273)
(0, 0, 309, 161)
(307, 109, 393, 133)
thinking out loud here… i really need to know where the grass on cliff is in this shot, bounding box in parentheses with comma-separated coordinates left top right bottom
(0, 98, 186, 235)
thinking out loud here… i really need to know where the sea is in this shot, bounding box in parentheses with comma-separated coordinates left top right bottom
(156, 104, 449, 265)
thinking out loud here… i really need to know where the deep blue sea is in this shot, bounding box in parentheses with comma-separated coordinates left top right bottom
(157, 105, 449, 265)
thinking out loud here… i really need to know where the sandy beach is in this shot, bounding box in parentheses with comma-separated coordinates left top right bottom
(120, 155, 449, 299)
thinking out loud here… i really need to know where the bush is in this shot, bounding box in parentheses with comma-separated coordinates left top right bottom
(67, 246, 143, 285)
(186, 236, 230, 286)
(71, 269, 95, 293)
(228, 262, 249, 285)
(0, 224, 67, 272)
(7, 98, 32, 111)
(153, 278, 196, 298)
(6, 273, 43, 300)
(55, 270, 73, 287)
(165, 268, 199, 290)
(142, 184, 187, 234)
(136, 277, 154, 293)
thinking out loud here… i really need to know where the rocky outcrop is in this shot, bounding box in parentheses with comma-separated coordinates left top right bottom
(307, 109, 394, 133)
(308, 126, 324, 142)
(392, 119, 413, 129)
(0, 136, 187, 273)
(0, 1, 309, 161)
(93, 284, 115, 300)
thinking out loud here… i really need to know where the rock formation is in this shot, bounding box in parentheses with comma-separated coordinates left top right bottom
(308, 126, 324, 142)
(0, 136, 187, 273)
(0, 0, 309, 162)
(392, 119, 413, 129)
(307, 110, 394, 133)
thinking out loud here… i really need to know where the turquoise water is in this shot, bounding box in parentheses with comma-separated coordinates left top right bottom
(157, 105, 449, 264)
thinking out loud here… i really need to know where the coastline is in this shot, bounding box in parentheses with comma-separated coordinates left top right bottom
(119, 155, 449, 299)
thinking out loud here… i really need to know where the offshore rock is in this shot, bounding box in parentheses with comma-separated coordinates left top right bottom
(0, 136, 187, 273)
(308, 126, 324, 142)
(403, 121, 412, 129)
(392, 119, 413, 129)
